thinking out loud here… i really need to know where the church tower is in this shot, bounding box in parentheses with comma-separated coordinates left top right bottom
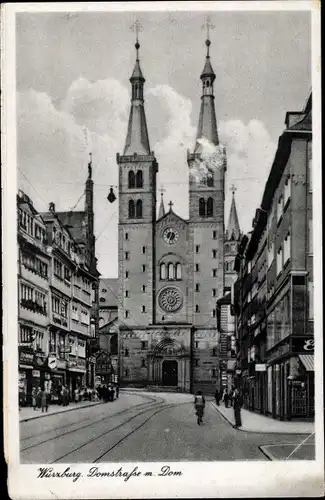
(117, 35, 158, 328)
(187, 33, 227, 392)
(224, 186, 241, 290)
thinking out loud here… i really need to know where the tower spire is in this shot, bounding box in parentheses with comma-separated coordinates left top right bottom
(226, 185, 241, 240)
(124, 21, 151, 156)
(194, 19, 219, 153)
(158, 186, 166, 219)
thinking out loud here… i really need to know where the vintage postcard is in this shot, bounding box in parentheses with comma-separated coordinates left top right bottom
(2, 1, 324, 498)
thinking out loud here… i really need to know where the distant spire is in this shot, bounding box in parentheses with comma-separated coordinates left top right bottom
(88, 152, 92, 179)
(194, 20, 219, 153)
(168, 200, 173, 212)
(124, 20, 151, 156)
(226, 186, 241, 240)
(158, 187, 166, 219)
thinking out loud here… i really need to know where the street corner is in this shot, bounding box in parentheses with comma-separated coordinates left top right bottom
(259, 443, 316, 461)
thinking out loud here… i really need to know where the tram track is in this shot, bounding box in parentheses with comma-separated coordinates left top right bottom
(20, 395, 164, 451)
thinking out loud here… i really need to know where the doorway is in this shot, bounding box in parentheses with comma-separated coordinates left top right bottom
(162, 360, 178, 386)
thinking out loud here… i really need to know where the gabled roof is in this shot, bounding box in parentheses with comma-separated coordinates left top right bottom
(156, 208, 187, 225)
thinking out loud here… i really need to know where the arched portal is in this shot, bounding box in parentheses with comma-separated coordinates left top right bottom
(162, 360, 178, 386)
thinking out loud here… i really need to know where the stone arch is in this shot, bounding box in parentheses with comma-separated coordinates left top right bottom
(153, 337, 185, 357)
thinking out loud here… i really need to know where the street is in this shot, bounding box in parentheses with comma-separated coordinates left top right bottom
(20, 392, 315, 463)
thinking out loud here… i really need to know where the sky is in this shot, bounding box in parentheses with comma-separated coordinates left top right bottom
(16, 8, 311, 278)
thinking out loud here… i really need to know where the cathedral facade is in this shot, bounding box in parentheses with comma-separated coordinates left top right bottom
(116, 36, 238, 394)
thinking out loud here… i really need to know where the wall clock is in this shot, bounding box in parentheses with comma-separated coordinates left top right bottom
(162, 227, 179, 245)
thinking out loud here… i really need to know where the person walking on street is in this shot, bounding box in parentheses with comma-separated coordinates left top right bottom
(32, 387, 38, 411)
(214, 389, 220, 406)
(233, 389, 243, 428)
(229, 388, 234, 407)
(74, 387, 79, 403)
(223, 389, 229, 408)
(194, 391, 205, 425)
(41, 389, 48, 413)
(36, 386, 42, 409)
(115, 384, 119, 399)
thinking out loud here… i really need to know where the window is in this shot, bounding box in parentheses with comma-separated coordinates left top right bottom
(125, 348, 129, 356)
(195, 359, 199, 367)
(213, 230, 217, 239)
(71, 304, 79, 321)
(168, 263, 174, 280)
(19, 325, 33, 343)
(195, 341, 199, 348)
(142, 246, 146, 254)
(142, 264, 146, 272)
(195, 264, 199, 272)
(283, 233, 291, 264)
(64, 266, 71, 282)
(125, 233, 129, 240)
(212, 309, 216, 318)
(142, 285, 146, 292)
(196, 245, 200, 254)
(309, 219, 313, 254)
(284, 176, 291, 206)
(125, 290, 129, 298)
(212, 249, 217, 259)
(195, 283, 200, 292)
(102, 288, 107, 293)
(212, 288, 216, 297)
(128, 171, 135, 188)
(267, 242, 275, 268)
(276, 247, 283, 275)
(141, 359, 146, 367)
(207, 198, 213, 217)
(35, 224, 45, 242)
(124, 310, 129, 319)
(141, 305, 146, 313)
(308, 141, 312, 191)
(195, 305, 200, 312)
(277, 195, 283, 223)
(136, 170, 143, 188)
(160, 263, 166, 280)
(136, 200, 143, 218)
(212, 369, 216, 377)
(141, 341, 147, 350)
(212, 269, 217, 277)
(128, 200, 135, 218)
(125, 270, 129, 279)
(308, 281, 314, 319)
(125, 368, 129, 377)
(176, 263, 182, 280)
(53, 258, 63, 279)
(199, 198, 206, 217)
(125, 251, 129, 260)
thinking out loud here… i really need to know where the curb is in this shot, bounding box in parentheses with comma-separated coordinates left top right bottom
(259, 446, 275, 461)
(210, 402, 314, 435)
(20, 401, 102, 423)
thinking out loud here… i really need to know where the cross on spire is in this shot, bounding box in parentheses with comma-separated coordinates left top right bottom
(168, 200, 173, 211)
(230, 184, 237, 196)
(88, 152, 92, 179)
(131, 19, 143, 59)
(160, 185, 166, 197)
(202, 16, 215, 56)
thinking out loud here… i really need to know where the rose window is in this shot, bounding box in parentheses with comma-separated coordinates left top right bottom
(158, 287, 183, 313)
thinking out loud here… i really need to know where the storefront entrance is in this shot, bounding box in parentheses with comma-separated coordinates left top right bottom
(162, 360, 178, 386)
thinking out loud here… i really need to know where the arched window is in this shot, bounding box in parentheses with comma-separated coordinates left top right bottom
(160, 263, 167, 280)
(199, 198, 206, 217)
(207, 197, 214, 217)
(168, 263, 174, 280)
(176, 263, 182, 280)
(207, 172, 214, 187)
(128, 171, 135, 188)
(136, 199, 143, 218)
(128, 200, 135, 218)
(136, 170, 143, 188)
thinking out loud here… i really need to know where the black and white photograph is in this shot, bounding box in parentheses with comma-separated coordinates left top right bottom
(3, 1, 323, 498)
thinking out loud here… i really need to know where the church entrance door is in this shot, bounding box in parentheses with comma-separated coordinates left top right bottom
(162, 360, 178, 386)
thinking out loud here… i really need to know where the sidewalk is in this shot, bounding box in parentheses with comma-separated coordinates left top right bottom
(19, 400, 102, 422)
(212, 402, 315, 434)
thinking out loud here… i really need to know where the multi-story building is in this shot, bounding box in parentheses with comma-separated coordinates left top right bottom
(98, 278, 118, 327)
(234, 93, 313, 420)
(17, 191, 51, 405)
(117, 36, 226, 393)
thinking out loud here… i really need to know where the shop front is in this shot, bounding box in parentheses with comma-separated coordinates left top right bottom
(95, 351, 113, 386)
(47, 356, 67, 403)
(19, 347, 34, 406)
(66, 357, 86, 399)
(266, 336, 314, 420)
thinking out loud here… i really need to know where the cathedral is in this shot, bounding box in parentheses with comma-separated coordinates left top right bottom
(116, 34, 240, 393)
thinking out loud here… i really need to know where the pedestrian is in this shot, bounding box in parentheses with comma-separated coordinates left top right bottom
(223, 389, 229, 408)
(32, 387, 38, 411)
(36, 386, 42, 409)
(214, 388, 220, 406)
(57, 384, 62, 405)
(103, 385, 108, 403)
(115, 384, 119, 399)
(41, 389, 48, 413)
(74, 387, 79, 403)
(88, 388, 92, 401)
(229, 388, 234, 407)
(233, 389, 243, 428)
(194, 391, 205, 425)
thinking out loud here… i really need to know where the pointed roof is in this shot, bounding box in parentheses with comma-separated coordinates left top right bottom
(226, 191, 241, 241)
(201, 56, 215, 78)
(123, 41, 151, 156)
(158, 193, 165, 219)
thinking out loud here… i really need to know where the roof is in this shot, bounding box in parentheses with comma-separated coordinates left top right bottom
(124, 103, 151, 155)
(99, 278, 118, 308)
(56, 211, 86, 244)
(158, 195, 165, 219)
(131, 59, 144, 81)
(201, 56, 216, 79)
(156, 207, 187, 225)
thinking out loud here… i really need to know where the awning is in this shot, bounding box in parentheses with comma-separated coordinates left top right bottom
(227, 360, 236, 371)
(298, 354, 314, 371)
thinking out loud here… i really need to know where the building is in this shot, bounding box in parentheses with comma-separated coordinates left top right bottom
(18, 158, 99, 404)
(216, 292, 237, 393)
(234, 93, 313, 420)
(98, 278, 118, 327)
(17, 191, 51, 406)
(116, 36, 227, 393)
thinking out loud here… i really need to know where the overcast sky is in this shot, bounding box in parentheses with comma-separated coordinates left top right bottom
(16, 9, 311, 278)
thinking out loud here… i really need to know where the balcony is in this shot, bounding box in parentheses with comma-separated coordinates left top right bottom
(70, 319, 91, 337)
(51, 274, 71, 298)
(51, 312, 69, 331)
(19, 300, 49, 327)
(72, 285, 92, 306)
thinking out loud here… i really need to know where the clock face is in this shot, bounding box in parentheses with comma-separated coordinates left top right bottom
(162, 227, 179, 245)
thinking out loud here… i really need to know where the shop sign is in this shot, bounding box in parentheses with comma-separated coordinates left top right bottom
(48, 356, 58, 370)
(19, 350, 34, 365)
(292, 337, 314, 353)
(255, 364, 266, 372)
(34, 354, 46, 366)
(32, 370, 40, 378)
(60, 346, 72, 354)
